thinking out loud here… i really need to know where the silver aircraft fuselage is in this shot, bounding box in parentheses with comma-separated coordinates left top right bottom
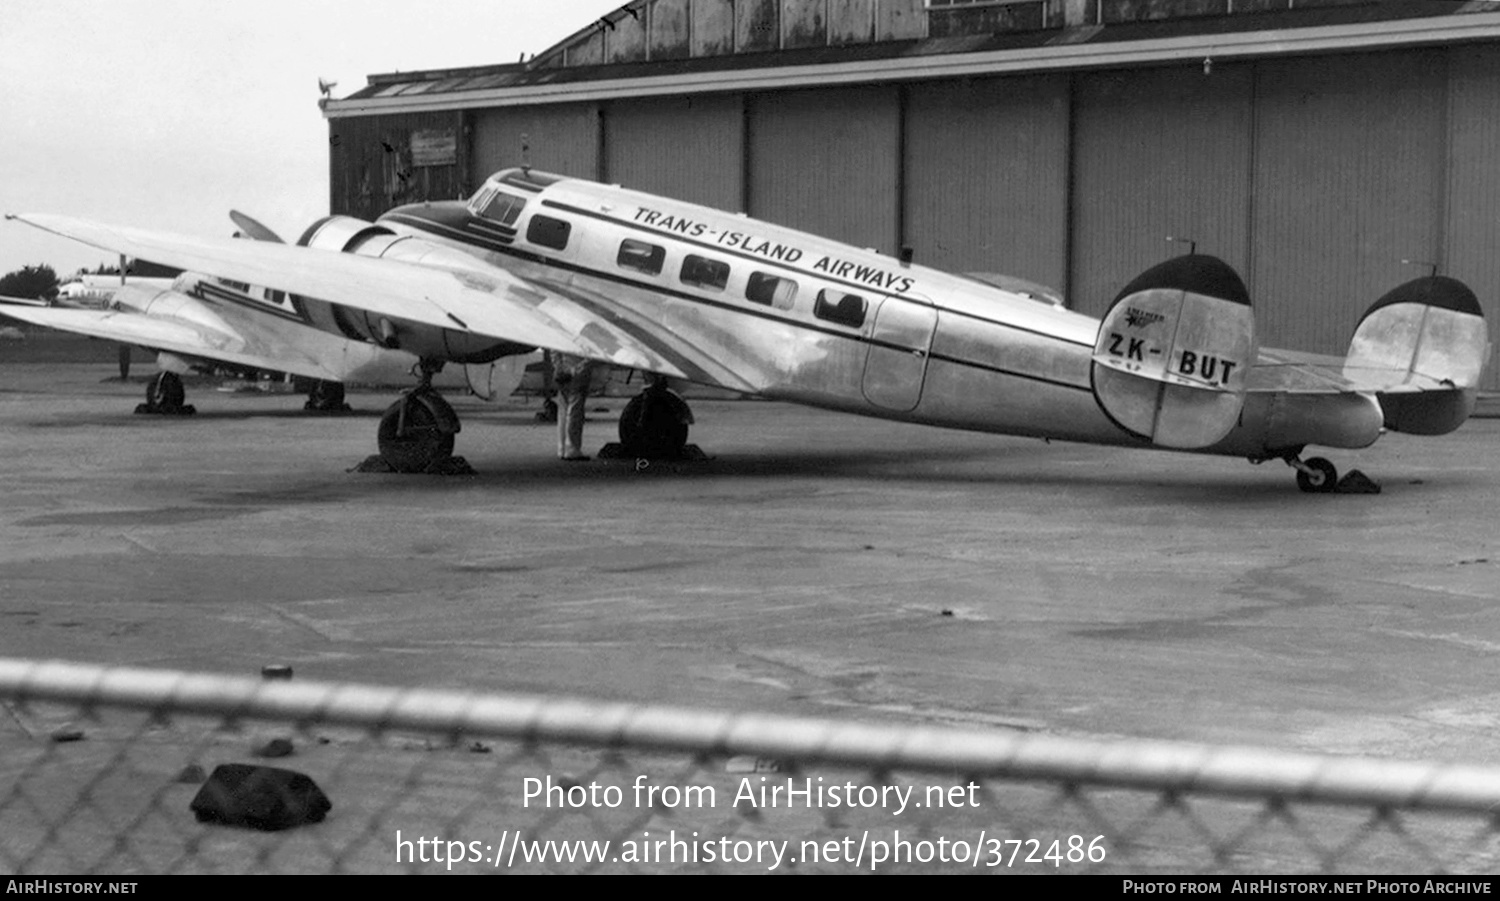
(377, 169, 1379, 461)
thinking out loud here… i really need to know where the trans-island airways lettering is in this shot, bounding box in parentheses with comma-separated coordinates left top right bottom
(7, 167, 1491, 490)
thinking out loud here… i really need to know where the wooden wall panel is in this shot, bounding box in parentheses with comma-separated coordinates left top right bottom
(905, 74, 1070, 292)
(1070, 64, 1253, 315)
(604, 94, 745, 211)
(746, 86, 900, 252)
(470, 103, 601, 183)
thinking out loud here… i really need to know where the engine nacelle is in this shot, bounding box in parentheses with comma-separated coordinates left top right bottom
(290, 215, 533, 364)
(295, 215, 393, 255)
(1091, 254, 1256, 449)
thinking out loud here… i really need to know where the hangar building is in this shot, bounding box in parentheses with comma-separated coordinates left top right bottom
(321, 0, 1500, 389)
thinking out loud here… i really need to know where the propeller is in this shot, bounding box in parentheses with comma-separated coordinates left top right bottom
(229, 210, 285, 243)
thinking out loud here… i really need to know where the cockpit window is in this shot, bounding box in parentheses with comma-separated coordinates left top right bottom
(467, 186, 495, 216)
(481, 191, 528, 226)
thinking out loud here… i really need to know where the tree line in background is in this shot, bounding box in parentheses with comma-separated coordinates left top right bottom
(0, 259, 183, 301)
(0, 264, 59, 300)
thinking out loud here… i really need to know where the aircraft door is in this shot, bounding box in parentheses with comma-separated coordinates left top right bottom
(861, 295, 938, 412)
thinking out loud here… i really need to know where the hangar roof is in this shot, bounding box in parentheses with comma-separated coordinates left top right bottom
(323, 0, 1500, 119)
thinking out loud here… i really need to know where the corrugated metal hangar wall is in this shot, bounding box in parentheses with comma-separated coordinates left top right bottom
(331, 44, 1500, 390)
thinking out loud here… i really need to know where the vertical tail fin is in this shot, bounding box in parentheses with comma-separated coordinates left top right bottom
(1091, 254, 1256, 448)
(1345, 276, 1490, 435)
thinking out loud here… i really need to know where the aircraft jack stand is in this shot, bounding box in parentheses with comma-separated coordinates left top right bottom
(135, 402, 196, 415)
(1283, 455, 1381, 494)
(134, 372, 195, 416)
(598, 442, 709, 463)
(350, 454, 475, 475)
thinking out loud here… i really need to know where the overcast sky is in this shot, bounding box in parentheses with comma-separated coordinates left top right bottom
(0, 0, 625, 279)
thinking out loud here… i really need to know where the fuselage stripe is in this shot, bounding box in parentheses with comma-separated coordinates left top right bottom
(194, 281, 307, 325)
(383, 212, 512, 254)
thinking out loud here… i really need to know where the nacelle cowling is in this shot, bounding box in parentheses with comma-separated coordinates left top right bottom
(291, 215, 532, 364)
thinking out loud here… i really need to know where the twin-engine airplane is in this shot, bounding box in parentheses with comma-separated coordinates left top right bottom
(7, 167, 1492, 490)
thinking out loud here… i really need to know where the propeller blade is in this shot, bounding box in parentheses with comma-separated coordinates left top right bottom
(229, 210, 285, 243)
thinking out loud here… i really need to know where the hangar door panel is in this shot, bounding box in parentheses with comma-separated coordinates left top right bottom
(904, 75, 1068, 296)
(1446, 44, 1500, 391)
(1250, 50, 1444, 356)
(604, 94, 743, 212)
(471, 103, 600, 184)
(747, 87, 899, 253)
(1070, 65, 1253, 318)
(863, 297, 937, 411)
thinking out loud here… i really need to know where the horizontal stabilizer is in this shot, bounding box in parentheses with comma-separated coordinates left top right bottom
(1092, 255, 1256, 449)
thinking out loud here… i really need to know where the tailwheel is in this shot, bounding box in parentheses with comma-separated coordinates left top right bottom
(136, 371, 194, 415)
(376, 389, 458, 473)
(1291, 456, 1338, 494)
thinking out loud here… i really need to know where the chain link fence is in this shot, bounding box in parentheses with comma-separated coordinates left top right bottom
(2, 657, 1499, 875)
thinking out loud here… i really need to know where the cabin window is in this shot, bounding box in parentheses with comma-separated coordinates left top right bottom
(617, 239, 665, 275)
(814, 289, 867, 328)
(746, 272, 797, 310)
(482, 191, 527, 226)
(527, 214, 571, 251)
(680, 255, 730, 291)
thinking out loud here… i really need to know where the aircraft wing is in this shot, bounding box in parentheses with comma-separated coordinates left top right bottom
(1, 296, 357, 382)
(8, 214, 712, 385)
